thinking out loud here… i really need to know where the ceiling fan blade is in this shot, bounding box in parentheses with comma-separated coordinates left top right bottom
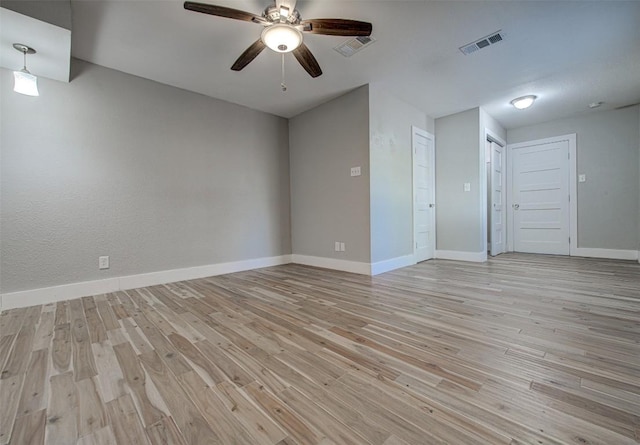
(184, 2, 264, 24)
(231, 39, 266, 71)
(300, 18, 372, 36)
(292, 43, 322, 78)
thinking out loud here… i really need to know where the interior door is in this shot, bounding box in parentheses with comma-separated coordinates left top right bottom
(490, 142, 505, 256)
(413, 128, 435, 262)
(512, 140, 570, 255)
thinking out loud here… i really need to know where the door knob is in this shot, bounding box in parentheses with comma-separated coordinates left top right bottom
(429, 204, 435, 208)
(513, 204, 520, 210)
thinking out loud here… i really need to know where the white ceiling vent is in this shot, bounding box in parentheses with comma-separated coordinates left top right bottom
(334, 36, 376, 57)
(459, 30, 504, 55)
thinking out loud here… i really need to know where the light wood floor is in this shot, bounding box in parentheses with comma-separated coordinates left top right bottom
(1, 253, 639, 445)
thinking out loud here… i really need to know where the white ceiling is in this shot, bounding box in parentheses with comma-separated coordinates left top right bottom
(12, 1, 640, 129)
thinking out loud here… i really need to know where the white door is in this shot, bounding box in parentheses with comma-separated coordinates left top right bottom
(490, 142, 505, 256)
(413, 127, 435, 262)
(511, 140, 570, 255)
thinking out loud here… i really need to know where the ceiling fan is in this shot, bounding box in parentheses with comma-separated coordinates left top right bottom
(184, 0, 373, 78)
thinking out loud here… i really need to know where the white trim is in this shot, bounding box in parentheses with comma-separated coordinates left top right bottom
(478, 127, 508, 260)
(481, 129, 507, 256)
(572, 248, 638, 261)
(412, 126, 436, 262)
(435, 250, 487, 262)
(507, 134, 577, 254)
(0, 255, 292, 310)
(290, 255, 371, 275)
(370, 254, 416, 275)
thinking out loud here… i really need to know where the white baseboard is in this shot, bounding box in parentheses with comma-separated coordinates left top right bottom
(370, 255, 416, 275)
(572, 248, 638, 261)
(291, 254, 370, 275)
(435, 250, 487, 262)
(0, 255, 292, 311)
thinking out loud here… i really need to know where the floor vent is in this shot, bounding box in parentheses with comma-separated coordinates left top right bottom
(334, 36, 376, 57)
(460, 30, 504, 55)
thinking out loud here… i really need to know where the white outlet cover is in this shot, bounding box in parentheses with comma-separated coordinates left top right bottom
(334, 241, 340, 251)
(99, 256, 110, 270)
(463, 182, 471, 192)
(350, 166, 361, 177)
(340, 242, 345, 252)
(578, 174, 586, 183)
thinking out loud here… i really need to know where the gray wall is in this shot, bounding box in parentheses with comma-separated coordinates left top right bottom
(369, 84, 430, 263)
(289, 86, 371, 263)
(1, 1, 72, 30)
(0, 60, 291, 293)
(435, 108, 483, 252)
(481, 108, 507, 143)
(508, 106, 639, 251)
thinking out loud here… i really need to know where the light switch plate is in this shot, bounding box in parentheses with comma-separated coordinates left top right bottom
(578, 174, 586, 183)
(463, 183, 471, 192)
(350, 166, 361, 177)
(340, 242, 345, 252)
(334, 241, 340, 252)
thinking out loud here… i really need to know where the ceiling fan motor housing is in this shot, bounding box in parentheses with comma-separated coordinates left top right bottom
(262, 4, 301, 24)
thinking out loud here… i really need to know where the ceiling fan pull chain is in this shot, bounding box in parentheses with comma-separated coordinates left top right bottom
(281, 53, 287, 92)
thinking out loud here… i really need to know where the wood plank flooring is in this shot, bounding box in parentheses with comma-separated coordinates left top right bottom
(1, 253, 639, 444)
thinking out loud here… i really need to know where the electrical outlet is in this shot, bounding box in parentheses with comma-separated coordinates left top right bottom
(335, 241, 340, 252)
(350, 166, 361, 177)
(463, 182, 471, 192)
(340, 242, 345, 252)
(578, 174, 586, 183)
(99, 256, 110, 270)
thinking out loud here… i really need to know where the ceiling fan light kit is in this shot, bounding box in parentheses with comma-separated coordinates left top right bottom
(262, 24, 302, 53)
(183, 1, 372, 80)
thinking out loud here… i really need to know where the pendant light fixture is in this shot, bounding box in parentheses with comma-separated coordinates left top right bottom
(12, 43, 39, 96)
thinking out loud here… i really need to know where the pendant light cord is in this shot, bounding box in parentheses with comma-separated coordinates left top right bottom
(281, 54, 287, 92)
(22, 48, 27, 70)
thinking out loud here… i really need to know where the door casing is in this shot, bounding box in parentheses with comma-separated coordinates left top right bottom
(412, 126, 436, 263)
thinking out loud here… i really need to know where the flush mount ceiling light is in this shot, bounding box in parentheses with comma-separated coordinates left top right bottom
(261, 24, 302, 53)
(510, 95, 536, 110)
(12, 43, 39, 96)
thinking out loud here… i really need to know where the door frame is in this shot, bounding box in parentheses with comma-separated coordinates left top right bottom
(481, 129, 507, 257)
(506, 133, 577, 255)
(412, 126, 436, 262)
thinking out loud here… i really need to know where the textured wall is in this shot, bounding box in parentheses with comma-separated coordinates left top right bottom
(0, 60, 291, 293)
(507, 106, 639, 250)
(289, 86, 371, 262)
(369, 84, 430, 263)
(434, 108, 483, 253)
